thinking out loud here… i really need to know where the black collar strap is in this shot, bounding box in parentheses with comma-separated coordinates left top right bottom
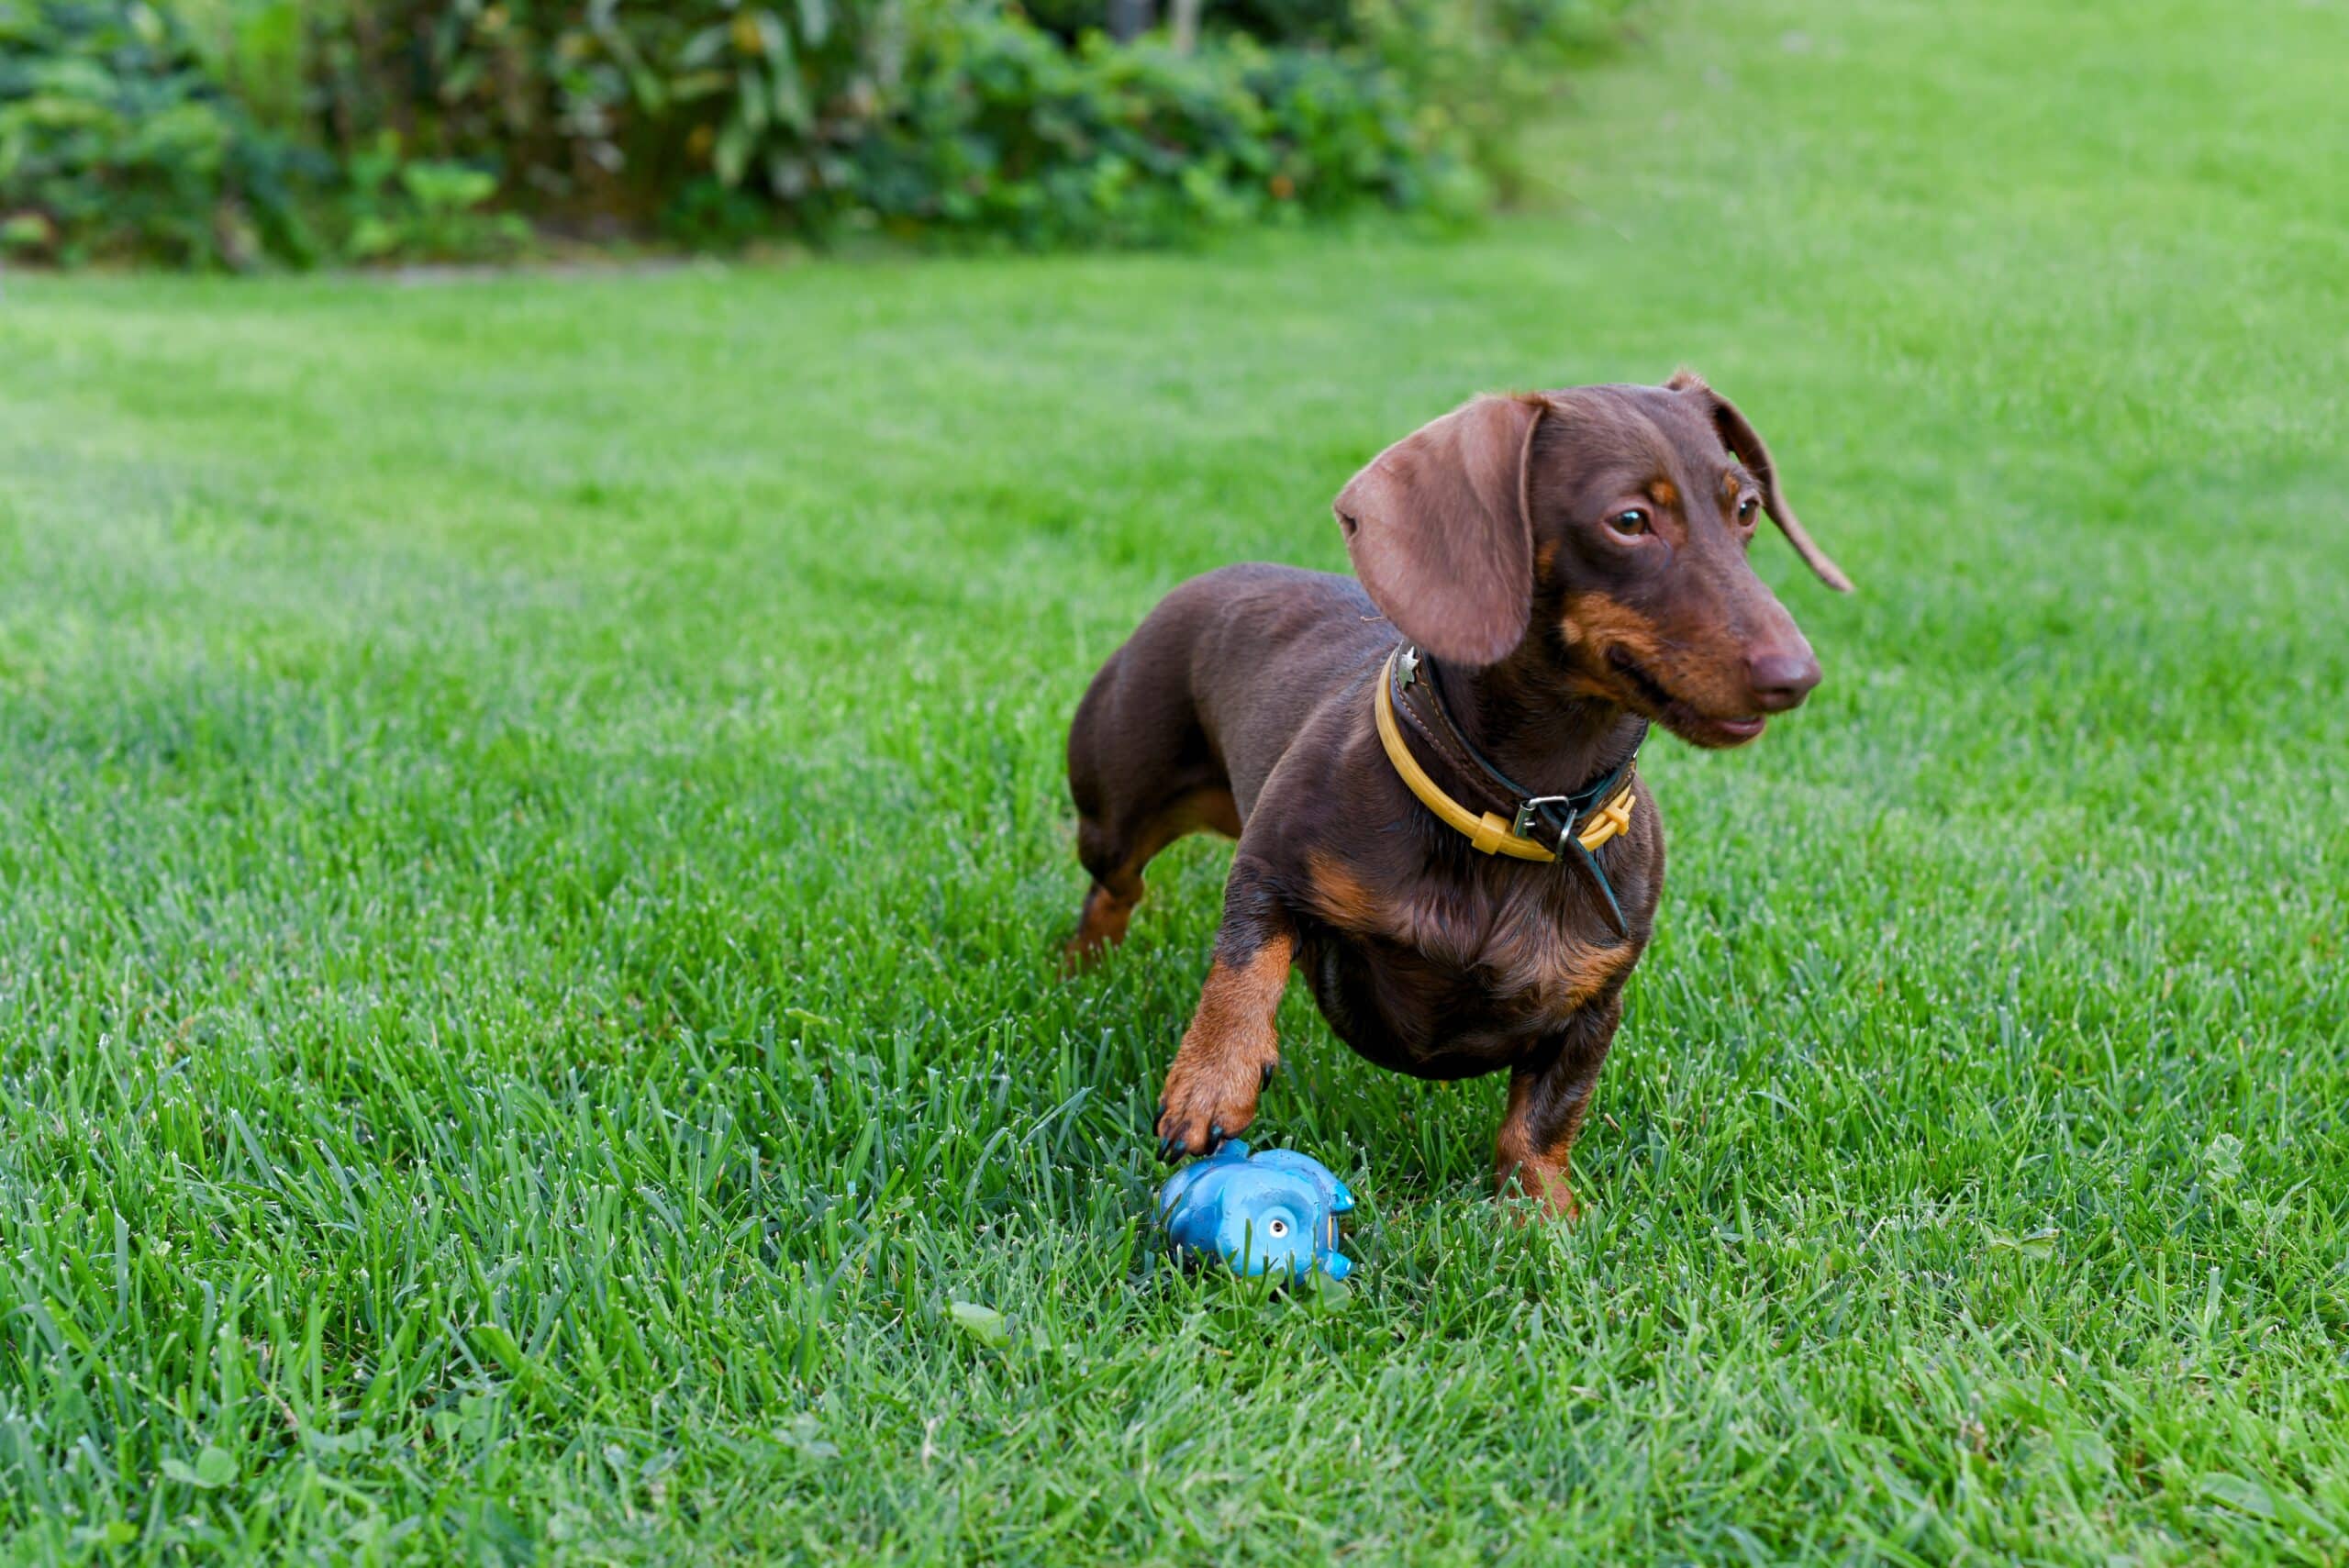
(1387, 643, 1646, 934)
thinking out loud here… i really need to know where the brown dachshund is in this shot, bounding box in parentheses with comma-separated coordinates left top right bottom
(1064, 373, 1849, 1216)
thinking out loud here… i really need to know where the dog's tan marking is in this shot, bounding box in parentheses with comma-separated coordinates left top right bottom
(1534, 539, 1560, 579)
(1453, 902, 1631, 1024)
(1651, 479, 1678, 509)
(1721, 469, 1744, 501)
(1304, 851, 1383, 933)
(1556, 592, 1675, 703)
(1564, 593, 1670, 661)
(1564, 589, 1763, 720)
(1157, 934, 1294, 1154)
(1070, 884, 1135, 958)
(1501, 925, 1634, 1020)
(1357, 875, 1638, 1029)
(1063, 786, 1242, 973)
(1494, 1075, 1579, 1218)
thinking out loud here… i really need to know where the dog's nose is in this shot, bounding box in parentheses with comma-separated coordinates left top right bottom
(1745, 649, 1820, 712)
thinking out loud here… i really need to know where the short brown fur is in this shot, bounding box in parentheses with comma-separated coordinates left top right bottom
(1494, 1071, 1577, 1218)
(1303, 850, 1383, 933)
(1065, 376, 1847, 1212)
(1064, 785, 1241, 971)
(1156, 936, 1295, 1155)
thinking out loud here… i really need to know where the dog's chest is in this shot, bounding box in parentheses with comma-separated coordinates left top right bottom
(1303, 859, 1644, 1049)
(1408, 875, 1637, 1025)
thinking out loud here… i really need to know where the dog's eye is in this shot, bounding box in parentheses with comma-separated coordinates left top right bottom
(1607, 508, 1651, 537)
(1737, 495, 1760, 524)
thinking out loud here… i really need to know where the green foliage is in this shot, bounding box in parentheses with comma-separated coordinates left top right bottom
(0, 0, 317, 264)
(337, 136, 529, 261)
(849, 17, 1473, 246)
(1217, 0, 1359, 46)
(0, 0, 1633, 262)
(173, 0, 306, 130)
(301, 0, 1490, 247)
(0, 2, 527, 266)
(306, 0, 923, 221)
(1354, 0, 1630, 199)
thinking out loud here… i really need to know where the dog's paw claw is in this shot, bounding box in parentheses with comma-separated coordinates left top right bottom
(1259, 1062, 1278, 1089)
(1155, 1053, 1269, 1162)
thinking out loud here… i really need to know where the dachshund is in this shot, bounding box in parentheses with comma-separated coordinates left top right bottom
(1065, 373, 1849, 1215)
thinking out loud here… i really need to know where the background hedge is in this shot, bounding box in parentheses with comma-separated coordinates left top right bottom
(0, 0, 1629, 266)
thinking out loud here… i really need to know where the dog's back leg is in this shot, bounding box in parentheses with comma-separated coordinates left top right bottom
(1064, 629, 1240, 972)
(1068, 786, 1240, 967)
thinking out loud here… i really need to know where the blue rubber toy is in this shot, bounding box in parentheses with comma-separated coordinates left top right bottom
(1157, 1140, 1354, 1280)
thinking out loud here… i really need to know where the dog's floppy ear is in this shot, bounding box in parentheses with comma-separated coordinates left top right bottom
(1332, 394, 1547, 665)
(1668, 371, 1852, 592)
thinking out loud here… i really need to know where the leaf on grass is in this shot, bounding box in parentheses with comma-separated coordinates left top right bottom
(301, 1424, 379, 1457)
(1303, 1271, 1353, 1311)
(2068, 1432, 2116, 1478)
(161, 1445, 237, 1489)
(775, 1413, 841, 1460)
(2199, 1472, 2275, 1519)
(1985, 1226, 2060, 1260)
(948, 1300, 1009, 1348)
(472, 1322, 529, 1377)
(2201, 1132, 2244, 1185)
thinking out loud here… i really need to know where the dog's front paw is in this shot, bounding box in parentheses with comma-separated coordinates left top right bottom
(1154, 1056, 1275, 1162)
(1494, 1155, 1581, 1222)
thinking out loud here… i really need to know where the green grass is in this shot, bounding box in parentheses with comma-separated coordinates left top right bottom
(3, 0, 2346, 1559)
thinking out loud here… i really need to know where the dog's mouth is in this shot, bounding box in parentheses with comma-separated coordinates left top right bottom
(1606, 648, 1766, 748)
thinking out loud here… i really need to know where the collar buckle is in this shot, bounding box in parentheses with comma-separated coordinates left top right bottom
(1377, 643, 1646, 937)
(1511, 794, 1575, 841)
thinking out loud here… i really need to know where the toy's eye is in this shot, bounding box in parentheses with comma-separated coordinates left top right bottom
(1265, 1218, 1290, 1239)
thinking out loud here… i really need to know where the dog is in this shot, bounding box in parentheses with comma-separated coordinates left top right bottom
(1064, 373, 1849, 1216)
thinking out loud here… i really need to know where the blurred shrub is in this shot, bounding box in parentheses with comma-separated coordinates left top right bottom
(1018, 0, 1353, 49)
(1, 0, 1631, 265)
(304, 0, 919, 227)
(1354, 0, 1629, 200)
(847, 17, 1471, 246)
(338, 136, 530, 261)
(292, 0, 1486, 248)
(0, 0, 319, 264)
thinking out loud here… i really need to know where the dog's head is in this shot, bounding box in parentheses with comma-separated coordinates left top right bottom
(1332, 373, 1850, 747)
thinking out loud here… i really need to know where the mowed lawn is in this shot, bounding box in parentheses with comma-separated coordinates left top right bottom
(4, 0, 2346, 1560)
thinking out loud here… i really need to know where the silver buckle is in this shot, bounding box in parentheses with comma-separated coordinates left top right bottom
(1512, 795, 1575, 840)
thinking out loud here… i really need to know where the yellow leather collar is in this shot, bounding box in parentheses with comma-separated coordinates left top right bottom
(1373, 646, 1637, 861)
